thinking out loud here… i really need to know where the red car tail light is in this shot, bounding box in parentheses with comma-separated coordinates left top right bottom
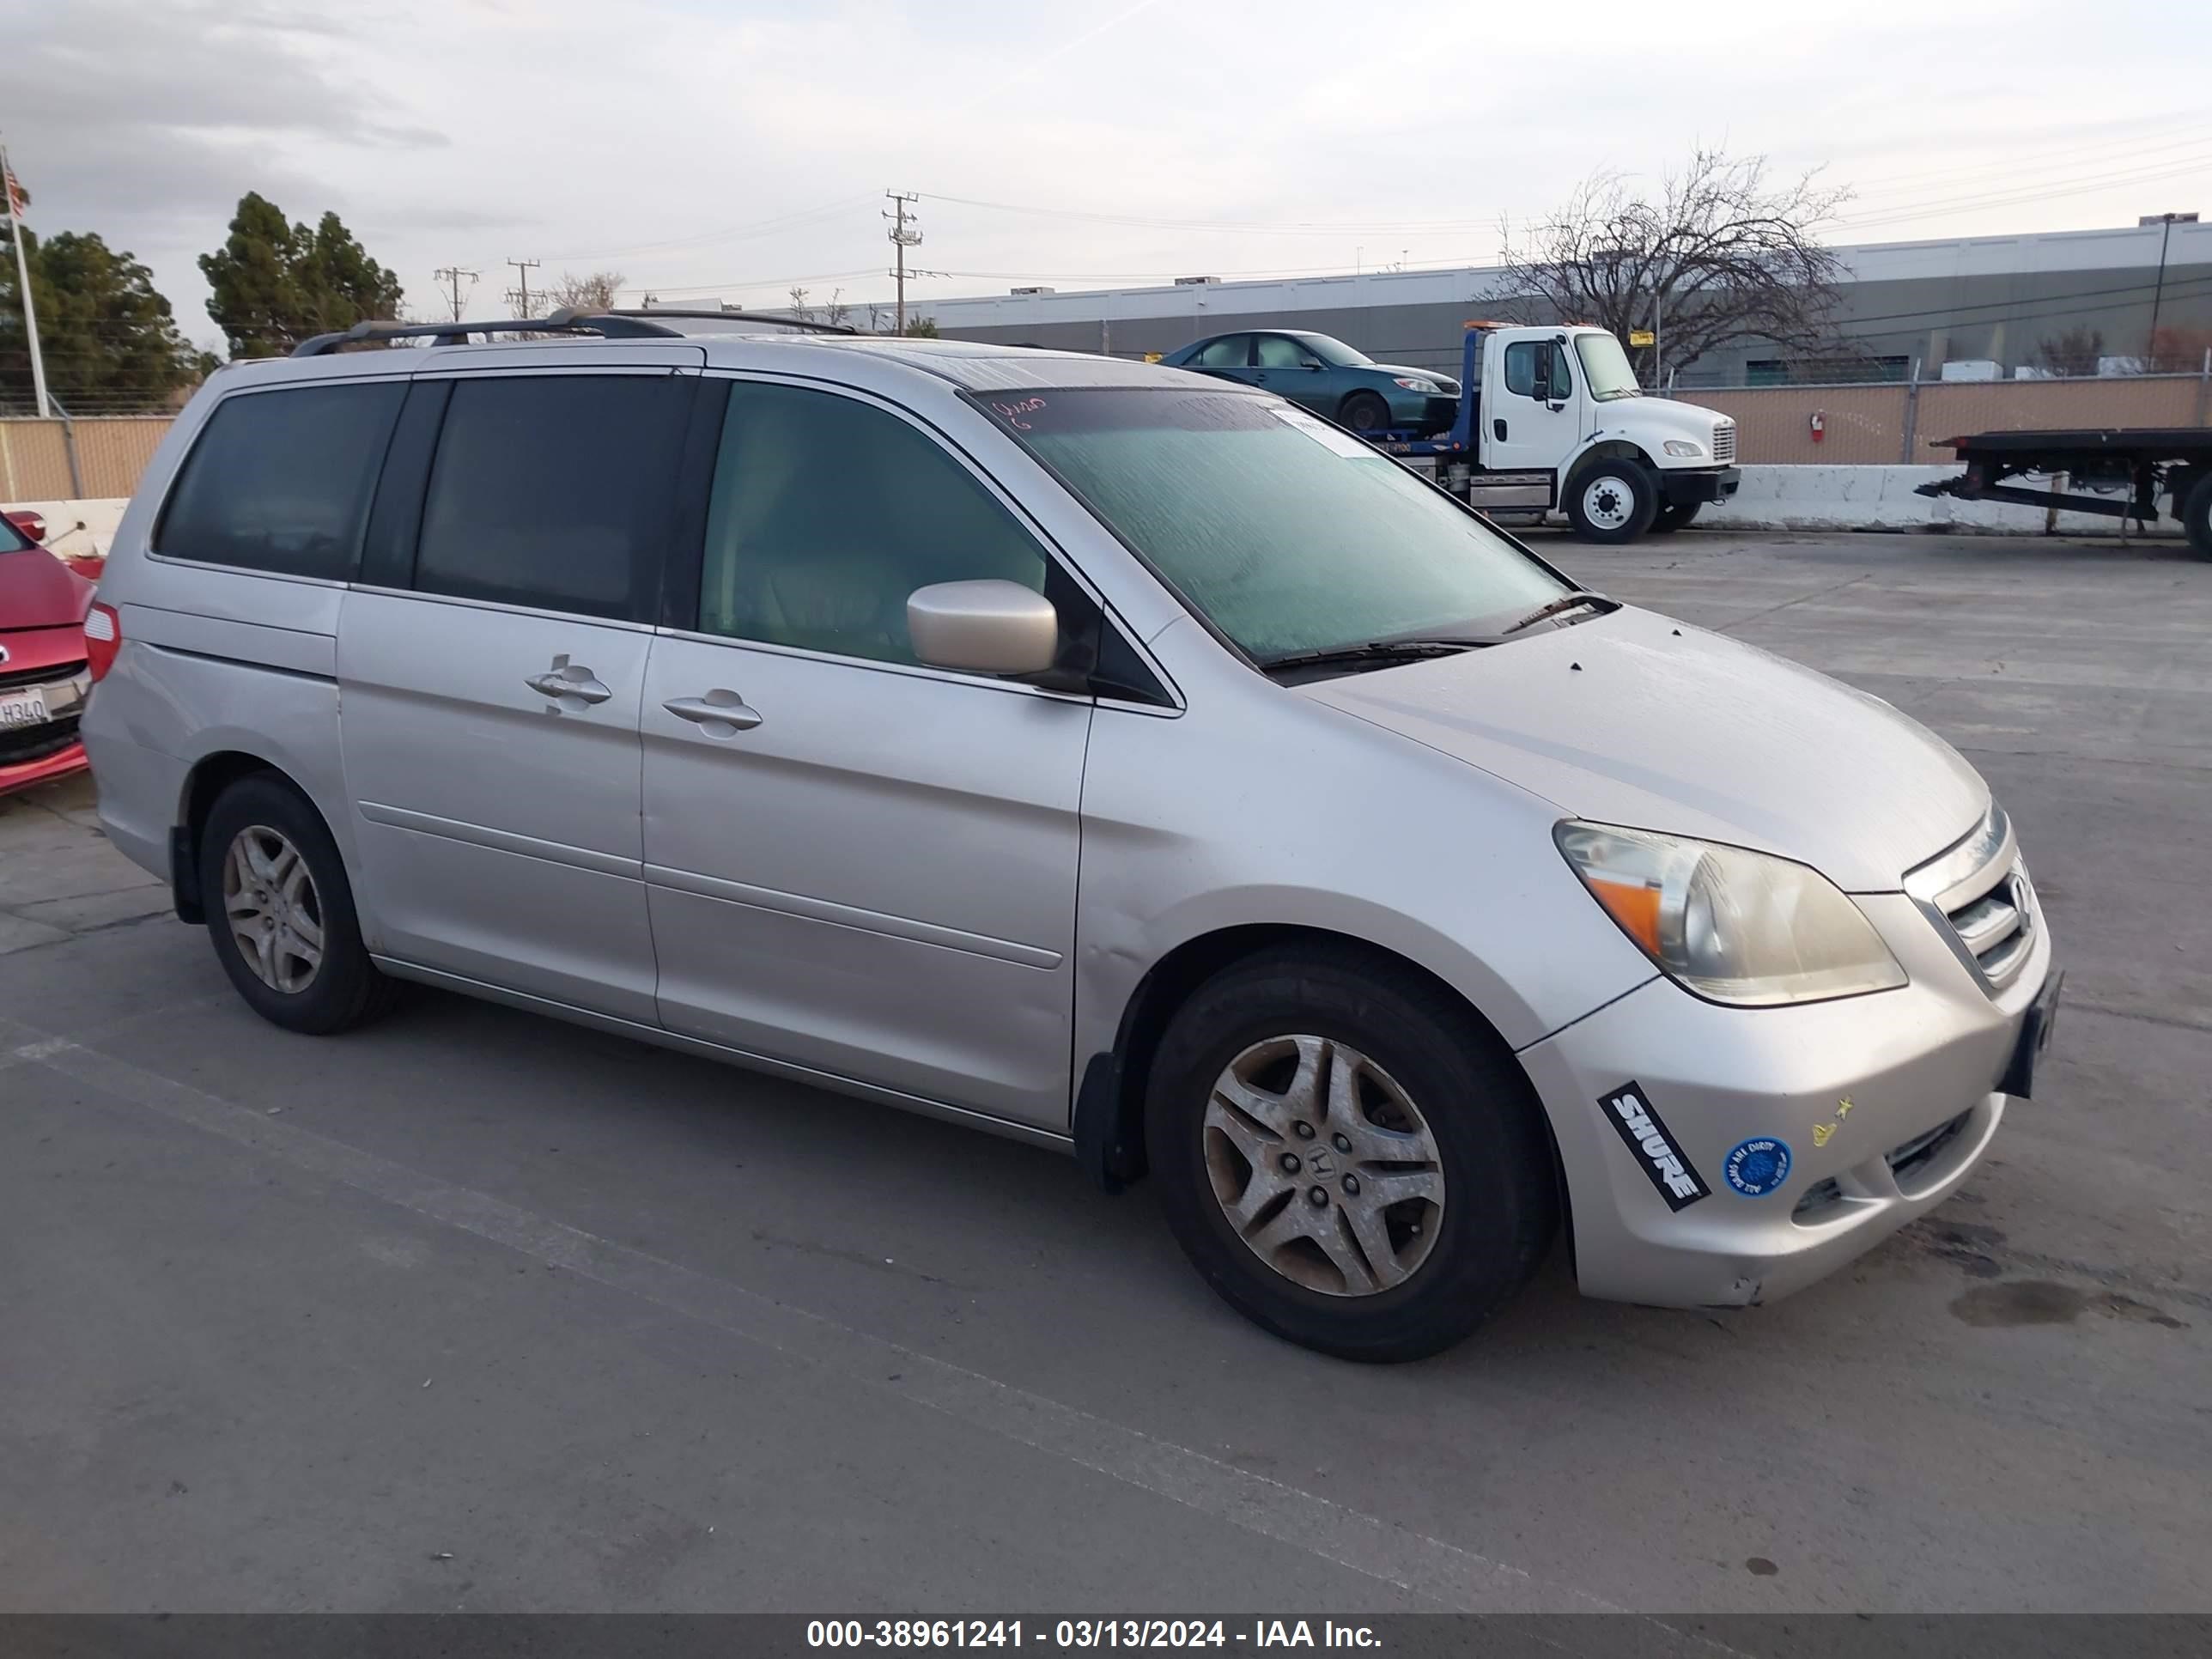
(84, 600, 122, 683)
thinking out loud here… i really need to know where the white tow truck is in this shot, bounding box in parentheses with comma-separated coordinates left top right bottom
(1376, 322, 1741, 542)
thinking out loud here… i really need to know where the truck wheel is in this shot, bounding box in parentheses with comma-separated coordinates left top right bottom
(1339, 392, 1390, 434)
(1144, 945, 1557, 1362)
(1650, 501, 1700, 534)
(1566, 460, 1658, 543)
(2183, 472, 2212, 560)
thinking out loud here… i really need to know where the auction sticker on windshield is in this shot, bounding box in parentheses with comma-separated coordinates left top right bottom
(1270, 406, 1374, 458)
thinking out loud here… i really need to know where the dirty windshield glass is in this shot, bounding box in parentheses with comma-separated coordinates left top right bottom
(1575, 331, 1644, 401)
(973, 386, 1565, 661)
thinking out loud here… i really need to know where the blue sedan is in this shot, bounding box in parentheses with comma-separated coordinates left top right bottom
(1158, 329, 1459, 434)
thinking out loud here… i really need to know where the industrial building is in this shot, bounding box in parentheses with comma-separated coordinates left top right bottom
(917, 216, 2212, 386)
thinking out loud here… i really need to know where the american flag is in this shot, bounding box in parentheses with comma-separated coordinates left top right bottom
(3, 158, 26, 222)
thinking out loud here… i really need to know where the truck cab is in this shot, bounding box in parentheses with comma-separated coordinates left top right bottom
(1379, 323, 1740, 542)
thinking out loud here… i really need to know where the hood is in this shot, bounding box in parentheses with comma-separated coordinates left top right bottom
(0, 547, 94, 631)
(1299, 607, 1985, 891)
(1592, 395, 1722, 450)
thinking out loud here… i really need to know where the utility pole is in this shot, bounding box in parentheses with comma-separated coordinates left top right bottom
(2145, 212, 2182, 368)
(433, 265, 479, 323)
(505, 257, 540, 316)
(884, 191, 921, 335)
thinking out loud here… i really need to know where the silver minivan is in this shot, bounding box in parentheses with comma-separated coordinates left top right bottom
(79, 317, 2060, 1360)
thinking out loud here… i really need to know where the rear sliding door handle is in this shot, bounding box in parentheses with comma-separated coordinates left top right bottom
(664, 690, 763, 734)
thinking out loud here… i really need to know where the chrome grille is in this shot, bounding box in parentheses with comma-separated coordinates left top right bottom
(1711, 422, 1736, 465)
(1905, 805, 2035, 994)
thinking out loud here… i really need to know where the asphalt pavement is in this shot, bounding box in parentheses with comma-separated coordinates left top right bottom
(2, 530, 2207, 1615)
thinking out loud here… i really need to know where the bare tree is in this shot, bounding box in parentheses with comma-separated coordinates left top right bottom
(823, 287, 850, 330)
(2033, 325, 2106, 378)
(787, 285, 813, 323)
(1492, 148, 1850, 384)
(544, 270, 626, 313)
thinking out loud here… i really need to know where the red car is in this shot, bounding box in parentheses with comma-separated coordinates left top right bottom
(1, 508, 96, 797)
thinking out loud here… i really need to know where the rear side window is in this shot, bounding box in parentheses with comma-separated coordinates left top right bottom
(157, 382, 405, 579)
(413, 374, 690, 622)
(1192, 336, 1251, 368)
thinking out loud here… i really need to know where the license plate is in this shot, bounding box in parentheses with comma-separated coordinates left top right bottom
(0, 688, 52, 729)
(1998, 968, 2063, 1098)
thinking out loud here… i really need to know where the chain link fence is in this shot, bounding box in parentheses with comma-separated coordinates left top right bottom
(6, 372, 2212, 502)
(0, 415, 173, 501)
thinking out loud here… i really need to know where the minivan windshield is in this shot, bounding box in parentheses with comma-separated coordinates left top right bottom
(974, 386, 1567, 662)
(1574, 331, 1643, 402)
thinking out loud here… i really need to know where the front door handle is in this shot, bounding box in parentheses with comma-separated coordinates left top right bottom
(664, 690, 763, 734)
(1492, 417, 1508, 442)
(526, 656, 612, 706)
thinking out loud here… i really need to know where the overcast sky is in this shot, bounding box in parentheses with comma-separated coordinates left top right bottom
(6, 0, 2209, 348)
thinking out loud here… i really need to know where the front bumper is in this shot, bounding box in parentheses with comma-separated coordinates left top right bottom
(0, 660, 92, 799)
(1384, 391, 1461, 434)
(1657, 465, 1741, 507)
(1521, 886, 2053, 1309)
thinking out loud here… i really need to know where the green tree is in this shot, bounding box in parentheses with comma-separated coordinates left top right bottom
(902, 316, 939, 337)
(198, 192, 404, 357)
(2, 222, 213, 411)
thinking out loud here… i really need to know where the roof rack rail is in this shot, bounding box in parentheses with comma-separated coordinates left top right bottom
(611, 307, 860, 337)
(289, 309, 684, 357)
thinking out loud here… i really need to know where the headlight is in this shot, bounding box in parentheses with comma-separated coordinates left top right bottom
(1392, 377, 1441, 394)
(1555, 823, 1907, 1006)
(1662, 439, 1705, 458)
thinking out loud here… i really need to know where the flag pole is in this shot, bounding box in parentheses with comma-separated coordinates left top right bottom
(2, 143, 53, 419)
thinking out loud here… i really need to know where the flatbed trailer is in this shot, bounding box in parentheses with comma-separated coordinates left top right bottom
(1916, 427, 2212, 557)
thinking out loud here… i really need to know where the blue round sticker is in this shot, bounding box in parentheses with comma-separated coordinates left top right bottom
(1723, 1137, 1793, 1198)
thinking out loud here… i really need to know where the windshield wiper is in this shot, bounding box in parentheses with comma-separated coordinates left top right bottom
(1500, 590, 1620, 635)
(1256, 636, 1499, 675)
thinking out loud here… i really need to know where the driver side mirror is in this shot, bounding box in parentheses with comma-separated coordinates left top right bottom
(1301, 360, 1324, 371)
(908, 580, 1060, 676)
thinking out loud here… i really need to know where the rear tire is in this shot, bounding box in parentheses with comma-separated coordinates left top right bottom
(1339, 391, 1390, 434)
(199, 774, 398, 1036)
(1565, 459, 1658, 543)
(2182, 471, 2212, 560)
(1650, 500, 1700, 534)
(1145, 945, 1558, 1362)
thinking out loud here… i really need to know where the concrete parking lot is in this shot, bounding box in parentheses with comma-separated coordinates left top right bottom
(3, 530, 2207, 1616)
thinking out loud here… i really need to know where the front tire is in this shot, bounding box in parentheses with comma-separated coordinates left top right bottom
(1566, 460, 1658, 543)
(1650, 500, 1700, 534)
(199, 774, 397, 1035)
(1339, 391, 1391, 434)
(1145, 946, 1558, 1362)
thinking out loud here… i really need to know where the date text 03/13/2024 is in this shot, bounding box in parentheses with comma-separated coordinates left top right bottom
(805, 1620, 1383, 1649)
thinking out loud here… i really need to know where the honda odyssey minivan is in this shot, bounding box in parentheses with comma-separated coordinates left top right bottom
(79, 314, 2059, 1360)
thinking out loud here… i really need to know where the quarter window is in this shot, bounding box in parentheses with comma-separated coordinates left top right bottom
(157, 382, 405, 579)
(413, 374, 690, 621)
(695, 382, 1048, 665)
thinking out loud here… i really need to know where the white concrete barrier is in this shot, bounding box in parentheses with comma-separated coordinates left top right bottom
(3, 498, 131, 559)
(1702, 465, 2179, 538)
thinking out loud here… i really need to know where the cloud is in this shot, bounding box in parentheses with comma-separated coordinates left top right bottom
(2, 0, 2203, 353)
